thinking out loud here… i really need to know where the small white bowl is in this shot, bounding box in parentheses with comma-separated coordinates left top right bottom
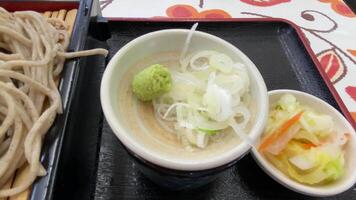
(252, 89, 356, 197)
(101, 29, 268, 171)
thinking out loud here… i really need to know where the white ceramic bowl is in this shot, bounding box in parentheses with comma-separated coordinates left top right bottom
(101, 29, 268, 171)
(252, 89, 356, 197)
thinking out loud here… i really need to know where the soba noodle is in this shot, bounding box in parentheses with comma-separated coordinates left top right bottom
(0, 7, 108, 197)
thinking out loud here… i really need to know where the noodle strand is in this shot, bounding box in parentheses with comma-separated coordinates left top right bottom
(0, 8, 108, 197)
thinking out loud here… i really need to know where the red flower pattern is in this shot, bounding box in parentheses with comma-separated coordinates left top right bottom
(240, 0, 291, 7)
(166, 4, 231, 18)
(317, 49, 347, 84)
(345, 86, 356, 102)
(347, 49, 356, 57)
(319, 0, 356, 18)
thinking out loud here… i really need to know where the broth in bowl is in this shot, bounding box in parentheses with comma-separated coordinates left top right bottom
(117, 51, 258, 160)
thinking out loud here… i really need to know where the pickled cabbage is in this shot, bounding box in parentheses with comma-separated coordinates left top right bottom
(261, 94, 349, 185)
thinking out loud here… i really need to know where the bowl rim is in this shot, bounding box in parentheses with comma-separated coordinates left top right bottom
(100, 29, 268, 171)
(251, 89, 356, 197)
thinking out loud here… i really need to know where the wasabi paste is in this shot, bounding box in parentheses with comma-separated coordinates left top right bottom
(132, 64, 172, 101)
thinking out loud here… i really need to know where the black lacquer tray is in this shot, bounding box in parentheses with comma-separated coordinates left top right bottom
(50, 19, 355, 200)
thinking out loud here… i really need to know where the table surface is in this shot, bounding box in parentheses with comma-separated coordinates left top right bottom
(98, 0, 356, 125)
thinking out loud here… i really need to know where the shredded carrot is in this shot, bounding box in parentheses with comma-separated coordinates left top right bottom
(303, 142, 317, 149)
(259, 111, 304, 152)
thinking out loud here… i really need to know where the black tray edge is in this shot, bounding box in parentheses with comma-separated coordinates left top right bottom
(29, 0, 95, 200)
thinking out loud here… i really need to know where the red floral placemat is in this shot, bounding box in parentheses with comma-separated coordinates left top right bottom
(99, 0, 356, 123)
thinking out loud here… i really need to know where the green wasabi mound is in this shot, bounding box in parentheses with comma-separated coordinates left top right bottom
(132, 64, 172, 101)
